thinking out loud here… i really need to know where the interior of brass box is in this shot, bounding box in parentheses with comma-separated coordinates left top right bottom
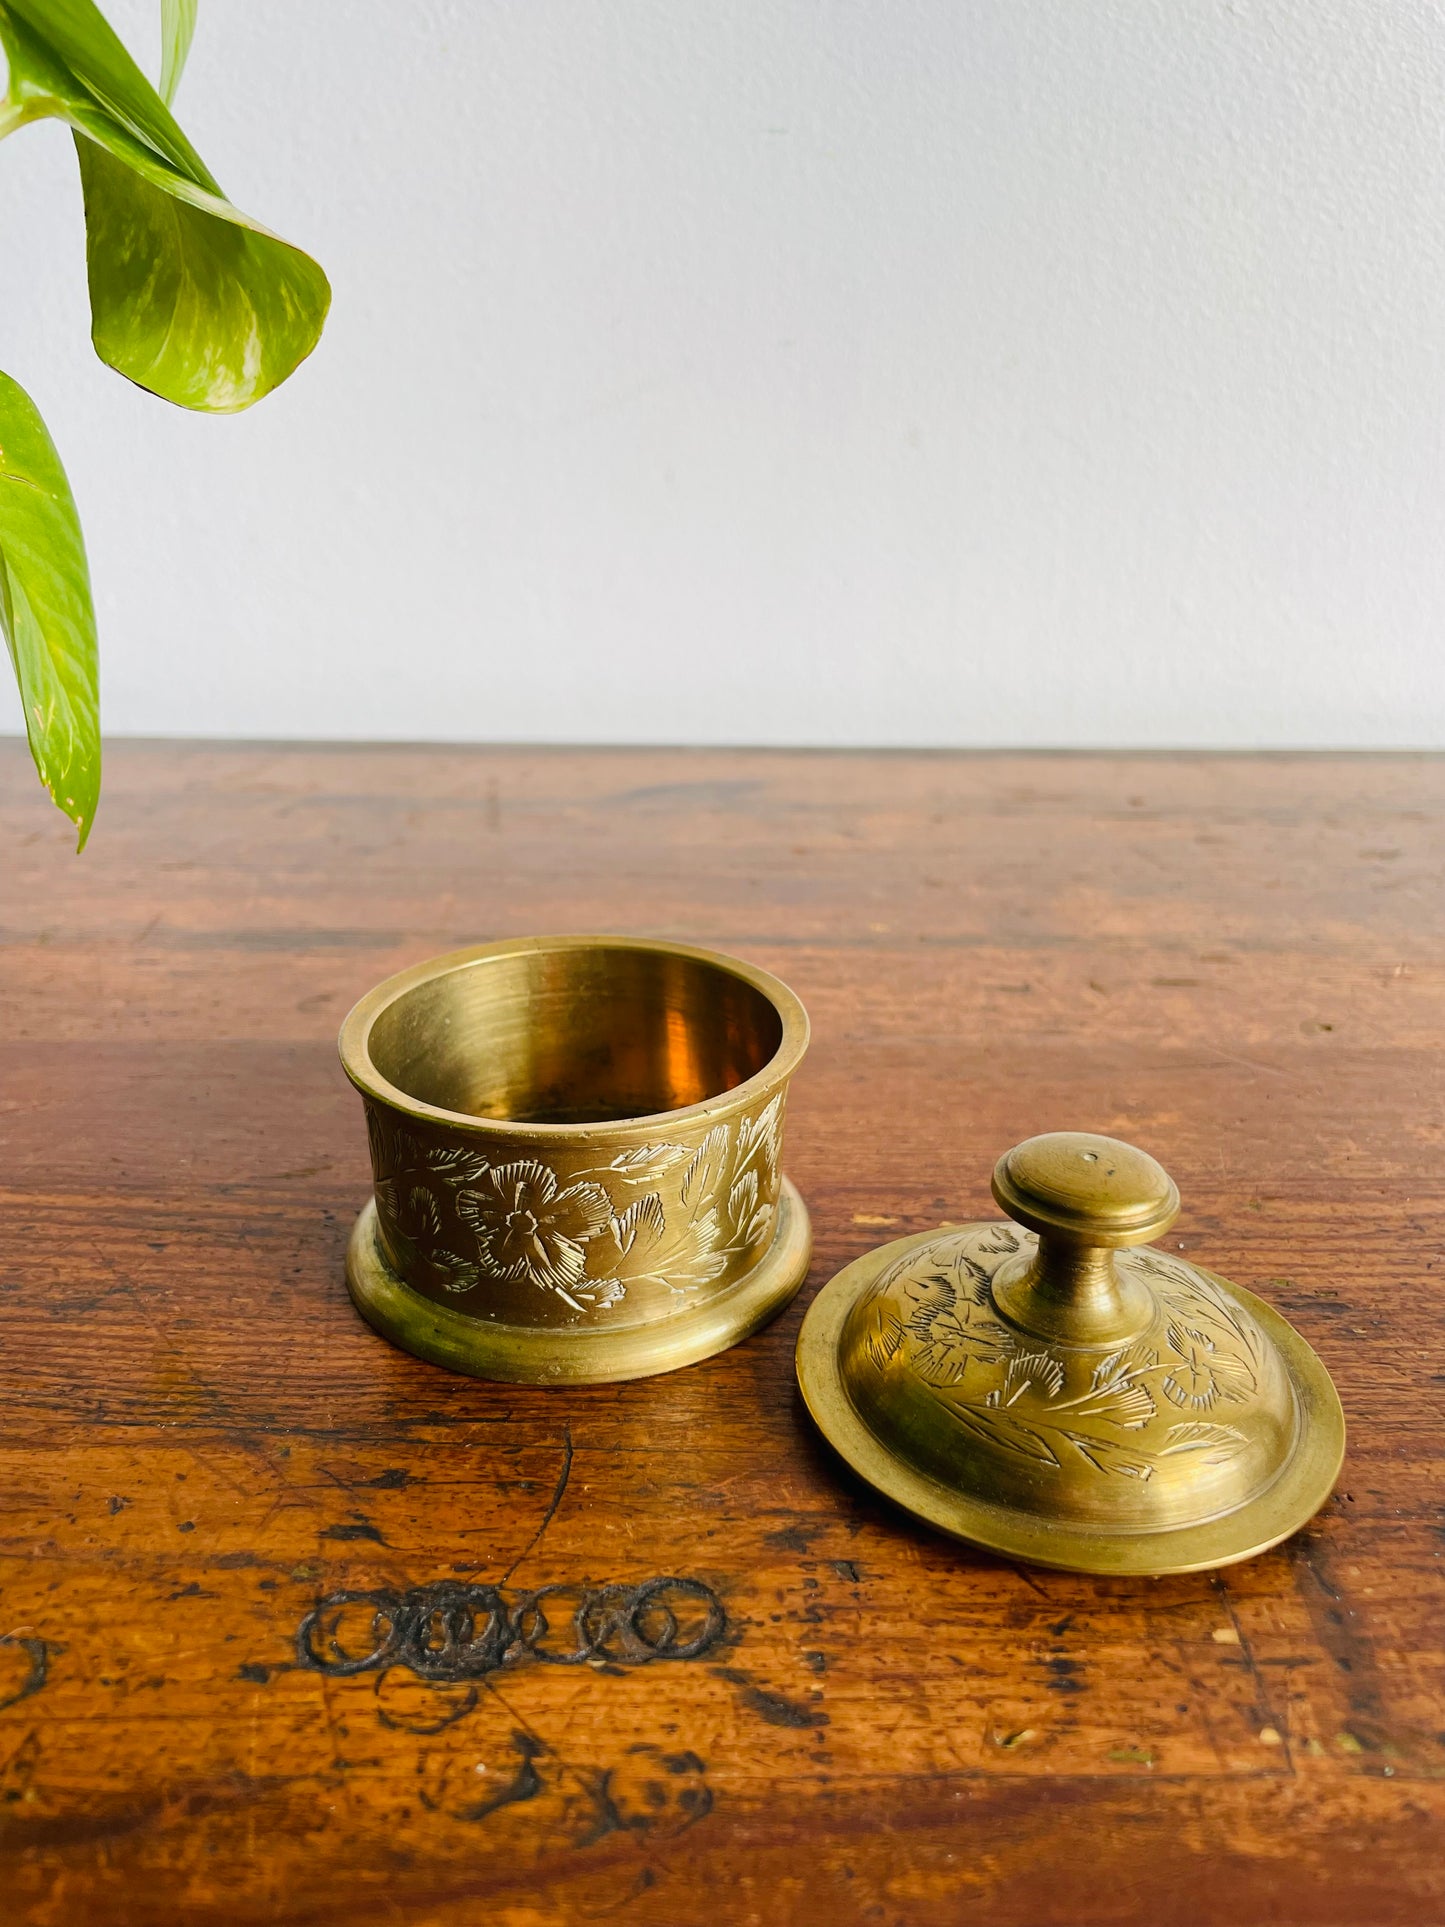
(365, 943, 785, 1124)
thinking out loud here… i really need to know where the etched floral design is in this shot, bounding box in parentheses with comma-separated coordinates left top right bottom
(375, 1148, 487, 1294)
(860, 1227, 1261, 1482)
(365, 1094, 786, 1314)
(582, 1193, 726, 1296)
(455, 1161, 612, 1300)
(1160, 1324, 1253, 1410)
(865, 1244, 1018, 1385)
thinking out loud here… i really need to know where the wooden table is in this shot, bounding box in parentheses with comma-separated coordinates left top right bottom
(2, 743, 1442, 1926)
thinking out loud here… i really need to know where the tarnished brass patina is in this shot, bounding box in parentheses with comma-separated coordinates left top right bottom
(340, 937, 810, 1383)
(796, 1132, 1344, 1574)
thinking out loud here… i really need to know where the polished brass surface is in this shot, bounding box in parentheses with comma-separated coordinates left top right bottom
(796, 1132, 1345, 1574)
(339, 936, 811, 1383)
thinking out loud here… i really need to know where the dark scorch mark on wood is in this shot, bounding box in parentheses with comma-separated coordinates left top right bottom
(1289, 1530, 1445, 1772)
(763, 1524, 819, 1554)
(451, 1732, 546, 1822)
(293, 1576, 727, 1682)
(0, 1636, 49, 1712)
(711, 1666, 829, 1729)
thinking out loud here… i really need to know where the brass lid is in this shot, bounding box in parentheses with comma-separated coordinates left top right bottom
(796, 1133, 1345, 1575)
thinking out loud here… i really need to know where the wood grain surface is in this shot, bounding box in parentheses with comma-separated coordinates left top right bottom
(1, 742, 1442, 1927)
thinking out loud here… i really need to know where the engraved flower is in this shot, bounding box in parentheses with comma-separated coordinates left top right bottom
(376, 1178, 438, 1246)
(583, 1192, 727, 1295)
(897, 1263, 1015, 1386)
(456, 1161, 612, 1299)
(1161, 1325, 1253, 1409)
(376, 1179, 482, 1294)
(902, 1271, 959, 1333)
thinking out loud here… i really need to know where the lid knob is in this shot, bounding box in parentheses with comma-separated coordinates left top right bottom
(990, 1132, 1181, 1345)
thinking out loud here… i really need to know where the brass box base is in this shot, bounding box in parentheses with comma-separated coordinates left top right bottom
(347, 1176, 812, 1385)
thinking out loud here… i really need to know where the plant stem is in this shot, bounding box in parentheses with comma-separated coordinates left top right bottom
(0, 97, 38, 141)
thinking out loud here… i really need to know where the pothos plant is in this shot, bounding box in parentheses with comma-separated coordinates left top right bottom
(0, 0, 328, 847)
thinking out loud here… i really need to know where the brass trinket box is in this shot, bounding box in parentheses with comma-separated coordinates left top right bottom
(797, 1132, 1344, 1574)
(340, 936, 811, 1383)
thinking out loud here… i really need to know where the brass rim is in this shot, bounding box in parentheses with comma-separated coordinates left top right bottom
(795, 1235, 1346, 1576)
(348, 1176, 812, 1385)
(337, 934, 810, 1140)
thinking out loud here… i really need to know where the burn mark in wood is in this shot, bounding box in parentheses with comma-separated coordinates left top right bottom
(374, 1674, 478, 1734)
(0, 1636, 49, 1713)
(452, 1732, 546, 1822)
(1287, 1530, 1445, 1773)
(572, 1747, 715, 1847)
(294, 1576, 727, 1683)
(762, 1523, 822, 1554)
(711, 1666, 829, 1729)
(423, 1732, 714, 1844)
(1044, 1655, 1084, 1695)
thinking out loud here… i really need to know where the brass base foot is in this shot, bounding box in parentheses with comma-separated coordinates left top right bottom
(346, 1177, 812, 1385)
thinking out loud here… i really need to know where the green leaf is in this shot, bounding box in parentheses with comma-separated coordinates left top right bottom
(0, 0, 216, 184)
(159, 0, 196, 106)
(75, 139, 332, 411)
(0, 372, 99, 848)
(0, 0, 329, 412)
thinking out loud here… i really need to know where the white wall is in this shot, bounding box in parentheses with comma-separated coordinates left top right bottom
(2, 0, 1443, 749)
